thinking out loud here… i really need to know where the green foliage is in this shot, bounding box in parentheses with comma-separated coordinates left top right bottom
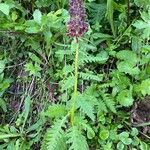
(77, 93, 96, 121)
(0, 0, 150, 149)
(42, 117, 67, 150)
(67, 126, 88, 150)
(106, 0, 115, 36)
(45, 104, 67, 119)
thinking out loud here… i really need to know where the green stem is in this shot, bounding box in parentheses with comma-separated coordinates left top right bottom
(70, 38, 79, 126)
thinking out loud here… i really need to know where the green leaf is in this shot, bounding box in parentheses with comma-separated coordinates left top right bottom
(0, 133, 20, 140)
(25, 20, 40, 33)
(0, 3, 10, 15)
(117, 90, 134, 107)
(45, 104, 67, 119)
(104, 95, 116, 113)
(140, 141, 149, 150)
(63, 65, 73, 75)
(61, 76, 75, 91)
(22, 96, 31, 130)
(67, 126, 89, 150)
(116, 50, 138, 64)
(77, 94, 96, 121)
(33, 9, 42, 24)
(122, 138, 132, 145)
(80, 121, 95, 139)
(106, 0, 115, 36)
(99, 130, 109, 140)
(80, 72, 103, 82)
(117, 142, 124, 150)
(0, 60, 6, 73)
(0, 98, 7, 112)
(28, 52, 42, 64)
(119, 132, 132, 145)
(131, 128, 138, 136)
(25, 62, 42, 77)
(140, 78, 150, 96)
(42, 117, 67, 150)
(117, 61, 140, 75)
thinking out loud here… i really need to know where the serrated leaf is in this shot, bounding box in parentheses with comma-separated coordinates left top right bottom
(43, 117, 67, 150)
(117, 61, 140, 75)
(105, 98, 116, 113)
(61, 76, 75, 91)
(77, 94, 95, 121)
(67, 126, 88, 150)
(28, 52, 42, 64)
(45, 104, 67, 119)
(116, 50, 138, 63)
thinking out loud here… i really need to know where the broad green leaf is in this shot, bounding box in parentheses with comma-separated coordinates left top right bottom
(33, 9, 42, 24)
(117, 90, 134, 107)
(140, 78, 150, 96)
(0, 3, 10, 15)
(140, 141, 149, 150)
(99, 130, 109, 140)
(131, 128, 138, 136)
(117, 142, 124, 150)
(116, 50, 138, 63)
(119, 132, 132, 145)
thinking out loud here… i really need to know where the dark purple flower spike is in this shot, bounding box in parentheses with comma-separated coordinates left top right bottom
(67, 0, 88, 37)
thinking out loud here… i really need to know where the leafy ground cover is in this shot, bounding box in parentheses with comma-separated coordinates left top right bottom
(0, 0, 150, 149)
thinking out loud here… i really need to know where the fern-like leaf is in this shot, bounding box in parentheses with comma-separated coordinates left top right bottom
(87, 2, 106, 24)
(41, 116, 67, 150)
(83, 56, 108, 63)
(67, 126, 89, 150)
(102, 93, 116, 113)
(80, 72, 103, 82)
(97, 99, 107, 113)
(77, 94, 96, 121)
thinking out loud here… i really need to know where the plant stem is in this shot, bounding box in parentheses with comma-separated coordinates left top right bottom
(70, 38, 79, 126)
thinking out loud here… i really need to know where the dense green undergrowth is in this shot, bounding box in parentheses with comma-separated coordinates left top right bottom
(0, 0, 150, 149)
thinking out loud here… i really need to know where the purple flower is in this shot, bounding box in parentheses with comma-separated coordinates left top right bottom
(67, 0, 88, 37)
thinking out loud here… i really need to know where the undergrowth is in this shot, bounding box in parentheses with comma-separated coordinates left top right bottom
(0, 0, 150, 150)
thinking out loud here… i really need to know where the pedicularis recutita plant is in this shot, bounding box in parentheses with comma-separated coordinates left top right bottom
(67, 0, 88, 125)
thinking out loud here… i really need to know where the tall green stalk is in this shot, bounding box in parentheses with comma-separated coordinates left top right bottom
(70, 39, 79, 126)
